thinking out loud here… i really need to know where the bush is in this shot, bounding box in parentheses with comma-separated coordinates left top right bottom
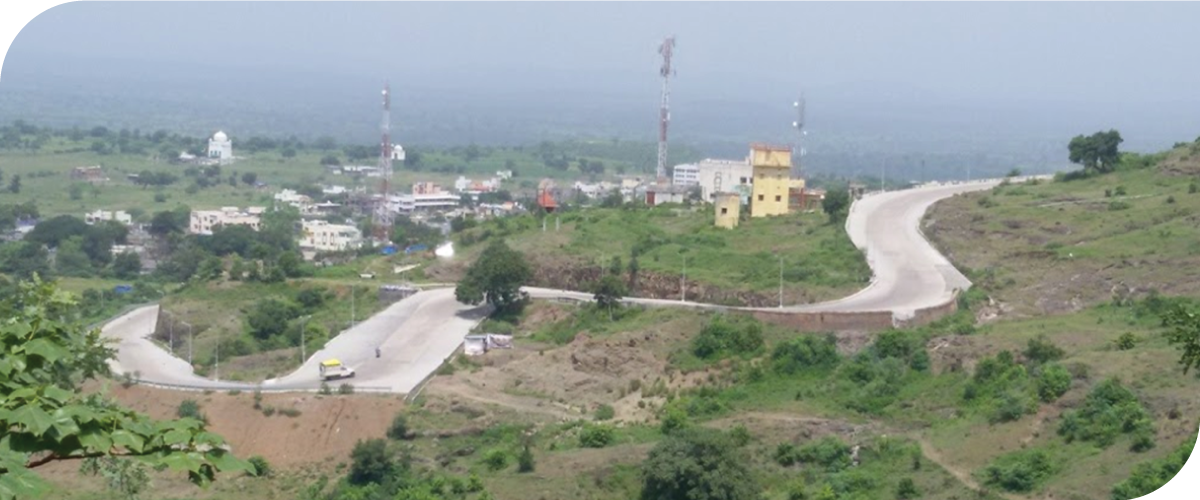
(319, 382, 332, 395)
(1110, 437, 1194, 500)
(338, 383, 355, 395)
(660, 406, 690, 435)
(772, 334, 840, 374)
(1115, 333, 1137, 351)
(483, 448, 508, 471)
(979, 449, 1055, 493)
(796, 436, 852, 473)
(252, 390, 263, 410)
(1114, 185, 1128, 196)
(262, 406, 276, 417)
(691, 315, 765, 359)
(1024, 335, 1065, 365)
(247, 455, 272, 477)
(517, 446, 535, 473)
(349, 438, 394, 485)
(1190, 181, 1198, 194)
(177, 399, 204, 422)
(640, 428, 760, 500)
(279, 407, 301, 418)
(775, 442, 800, 466)
(1108, 200, 1131, 211)
(1036, 364, 1072, 402)
(387, 413, 409, 440)
(991, 391, 1035, 424)
(1057, 378, 1152, 448)
(594, 404, 615, 421)
(579, 424, 616, 448)
(896, 478, 919, 500)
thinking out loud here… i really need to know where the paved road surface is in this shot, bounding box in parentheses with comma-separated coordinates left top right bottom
(101, 180, 1000, 392)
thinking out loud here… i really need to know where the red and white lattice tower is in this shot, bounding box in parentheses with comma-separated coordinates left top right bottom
(372, 83, 394, 243)
(655, 36, 676, 184)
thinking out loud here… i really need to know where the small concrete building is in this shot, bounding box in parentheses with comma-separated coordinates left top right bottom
(84, 209, 132, 226)
(714, 192, 741, 229)
(189, 207, 264, 235)
(749, 143, 793, 218)
(300, 220, 363, 253)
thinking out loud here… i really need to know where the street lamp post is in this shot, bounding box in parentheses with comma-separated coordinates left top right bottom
(778, 255, 784, 309)
(168, 318, 174, 355)
(299, 315, 312, 364)
(183, 321, 192, 365)
(215, 329, 220, 382)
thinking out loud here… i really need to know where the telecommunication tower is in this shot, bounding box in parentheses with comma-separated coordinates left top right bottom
(792, 93, 806, 178)
(655, 36, 676, 184)
(372, 83, 394, 243)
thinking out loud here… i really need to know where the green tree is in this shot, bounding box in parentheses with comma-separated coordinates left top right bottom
(240, 172, 257, 186)
(1068, 130, 1123, 175)
(386, 413, 409, 441)
(246, 299, 299, 340)
(822, 188, 850, 223)
(455, 239, 532, 313)
(8, 174, 20, 194)
(0, 279, 249, 499)
(591, 274, 627, 321)
(68, 184, 83, 201)
(517, 445, 535, 473)
(111, 252, 142, 280)
(1163, 304, 1200, 374)
(0, 241, 51, 280)
(640, 428, 760, 500)
(54, 236, 94, 277)
(348, 438, 393, 485)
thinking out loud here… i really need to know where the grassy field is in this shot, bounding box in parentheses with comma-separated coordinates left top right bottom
(925, 147, 1200, 315)
(446, 205, 871, 306)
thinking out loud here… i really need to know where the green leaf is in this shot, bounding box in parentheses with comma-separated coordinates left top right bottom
(23, 338, 67, 363)
(0, 469, 50, 500)
(49, 411, 81, 442)
(77, 429, 113, 453)
(111, 430, 145, 453)
(206, 450, 253, 474)
(42, 386, 73, 404)
(7, 387, 36, 401)
(193, 431, 225, 448)
(0, 358, 12, 377)
(162, 429, 192, 447)
(159, 451, 204, 473)
(11, 405, 54, 436)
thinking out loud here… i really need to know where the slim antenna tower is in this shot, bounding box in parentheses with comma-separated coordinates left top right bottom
(792, 93, 806, 178)
(373, 83, 394, 243)
(656, 36, 676, 184)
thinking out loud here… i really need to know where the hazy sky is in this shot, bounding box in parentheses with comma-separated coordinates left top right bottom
(9, 1, 1200, 105)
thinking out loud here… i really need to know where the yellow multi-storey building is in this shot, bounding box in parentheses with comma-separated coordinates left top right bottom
(714, 192, 741, 229)
(749, 143, 792, 218)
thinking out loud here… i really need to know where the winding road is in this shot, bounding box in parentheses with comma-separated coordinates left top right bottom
(102, 179, 1003, 393)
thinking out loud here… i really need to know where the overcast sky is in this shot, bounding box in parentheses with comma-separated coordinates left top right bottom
(9, 1, 1200, 105)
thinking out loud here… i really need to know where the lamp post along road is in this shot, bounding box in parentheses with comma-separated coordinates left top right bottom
(681, 254, 687, 302)
(184, 321, 192, 365)
(778, 255, 784, 309)
(300, 315, 311, 364)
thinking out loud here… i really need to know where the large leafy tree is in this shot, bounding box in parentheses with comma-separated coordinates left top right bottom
(1163, 304, 1200, 374)
(455, 239, 532, 312)
(591, 274, 627, 321)
(1068, 129, 1123, 175)
(822, 187, 850, 223)
(640, 428, 760, 500)
(0, 278, 249, 499)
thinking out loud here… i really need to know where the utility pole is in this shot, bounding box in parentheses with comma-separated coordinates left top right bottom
(299, 315, 311, 364)
(184, 321, 193, 366)
(350, 286, 356, 327)
(168, 317, 174, 355)
(681, 253, 687, 302)
(778, 255, 784, 309)
(214, 329, 220, 382)
(372, 83, 395, 244)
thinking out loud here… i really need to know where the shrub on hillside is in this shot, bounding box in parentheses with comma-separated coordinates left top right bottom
(579, 424, 615, 448)
(979, 449, 1055, 493)
(247, 455, 272, 477)
(483, 448, 508, 471)
(1024, 335, 1065, 365)
(1110, 437, 1194, 500)
(771, 334, 840, 374)
(1057, 378, 1153, 448)
(348, 438, 394, 485)
(896, 478, 920, 500)
(517, 445, 535, 473)
(177, 399, 205, 423)
(1036, 363, 1072, 402)
(796, 436, 853, 473)
(594, 404, 615, 421)
(641, 428, 760, 500)
(691, 315, 764, 360)
(387, 413, 409, 440)
(1115, 333, 1137, 351)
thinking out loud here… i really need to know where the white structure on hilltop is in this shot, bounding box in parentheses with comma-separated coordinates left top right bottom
(188, 207, 265, 235)
(673, 158, 754, 202)
(391, 144, 406, 161)
(388, 193, 460, 213)
(84, 209, 132, 226)
(300, 220, 363, 253)
(207, 131, 233, 163)
(274, 189, 312, 208)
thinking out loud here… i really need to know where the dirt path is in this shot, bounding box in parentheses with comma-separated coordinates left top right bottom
(428, 378, 582, 421)
(913, 436, 1027, 500)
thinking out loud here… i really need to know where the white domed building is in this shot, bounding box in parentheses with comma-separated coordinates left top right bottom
(207, 130, 233, 163)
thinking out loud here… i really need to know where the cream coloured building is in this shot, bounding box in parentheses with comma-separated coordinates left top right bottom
(300, 220, 363, 252)
(188, 207, 265, 235)
(749, 144, 792, 218)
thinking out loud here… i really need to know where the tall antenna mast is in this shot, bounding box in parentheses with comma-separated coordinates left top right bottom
(373, 83, 394, 243)
(792, 93, 806, 178)
(656, 36, 676, 184)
